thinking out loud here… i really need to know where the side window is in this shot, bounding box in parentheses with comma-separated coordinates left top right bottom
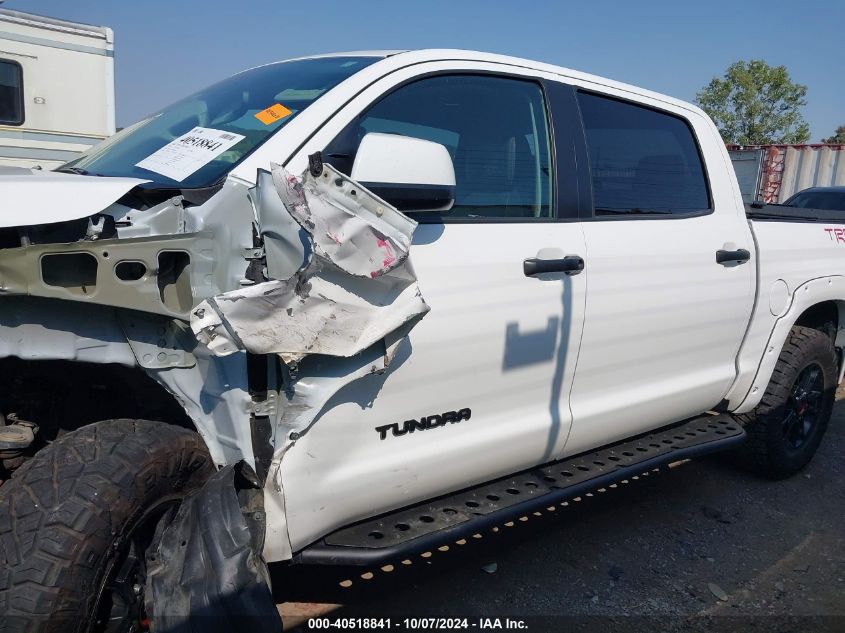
(325, 75, 553, 220)
(0, 60, 24, 126)
(576, 91, 709, 216)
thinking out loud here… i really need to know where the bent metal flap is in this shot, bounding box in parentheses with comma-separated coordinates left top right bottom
(190, 160, 430, 366)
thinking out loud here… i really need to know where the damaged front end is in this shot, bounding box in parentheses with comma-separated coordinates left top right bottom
(0, 156, 429, 621)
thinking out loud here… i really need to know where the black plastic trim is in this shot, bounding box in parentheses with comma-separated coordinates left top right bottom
(716, 248, 751, 264)
(361, 182, 455, 212)
(523, 255, 584, 276)
(294, 415, 745, 566)
(543, 80, 590, 221)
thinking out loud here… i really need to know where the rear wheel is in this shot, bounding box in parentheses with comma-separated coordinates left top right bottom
(0, 419, 213, 633)
(735, 326, 837, 479)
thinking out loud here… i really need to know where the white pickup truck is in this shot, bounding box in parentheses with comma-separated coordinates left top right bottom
(1, 50, 843, 632)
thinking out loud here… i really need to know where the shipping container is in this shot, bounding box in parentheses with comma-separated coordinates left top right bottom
(728, 144, 845, 203)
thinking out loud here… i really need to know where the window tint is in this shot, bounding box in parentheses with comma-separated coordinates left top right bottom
(577, 92, 709, 216)
(785, 190, 845, 211)
(326, 75, 553, 220)
(0, 60, 23, 125)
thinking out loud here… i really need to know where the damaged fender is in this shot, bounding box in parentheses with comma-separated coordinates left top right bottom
(145, 461, 281, 633)
(190, 161, 430, 562)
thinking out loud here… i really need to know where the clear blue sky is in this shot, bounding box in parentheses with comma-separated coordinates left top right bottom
(7, 0, 843, 140)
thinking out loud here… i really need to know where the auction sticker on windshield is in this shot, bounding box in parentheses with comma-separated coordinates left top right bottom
(135, 127, 245, 182)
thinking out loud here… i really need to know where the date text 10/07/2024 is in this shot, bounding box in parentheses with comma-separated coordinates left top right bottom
(306, 618, 529, 630)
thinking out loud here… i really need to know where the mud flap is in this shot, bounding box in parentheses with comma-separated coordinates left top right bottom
(145, 462, 281, 633)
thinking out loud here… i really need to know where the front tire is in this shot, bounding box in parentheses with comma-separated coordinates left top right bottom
(0, 419, 213, 633)
(735, 326, 837, 479)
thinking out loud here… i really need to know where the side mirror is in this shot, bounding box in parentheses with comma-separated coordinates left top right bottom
(351, 133, 455, 212)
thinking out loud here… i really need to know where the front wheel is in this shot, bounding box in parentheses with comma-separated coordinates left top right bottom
(735, 326, 838, 479)
(0, 419, 213, 633)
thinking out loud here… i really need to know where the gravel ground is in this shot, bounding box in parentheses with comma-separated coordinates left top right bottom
(276, 392, 845, 632)
(4, 388, 841, 631)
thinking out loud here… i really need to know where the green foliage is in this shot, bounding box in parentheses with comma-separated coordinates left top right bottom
(696, 60, 810, 145)
(822, 125, 845, 144)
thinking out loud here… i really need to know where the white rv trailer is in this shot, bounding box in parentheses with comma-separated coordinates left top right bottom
(0, 8, 114, 169)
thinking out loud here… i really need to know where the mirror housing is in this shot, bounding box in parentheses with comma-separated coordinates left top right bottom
(351, 133, 455, 212)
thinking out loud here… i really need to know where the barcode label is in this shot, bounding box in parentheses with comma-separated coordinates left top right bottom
(135, 127, 245, 182)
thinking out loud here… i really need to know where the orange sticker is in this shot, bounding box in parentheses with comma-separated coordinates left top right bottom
(255, 103, 293, 125)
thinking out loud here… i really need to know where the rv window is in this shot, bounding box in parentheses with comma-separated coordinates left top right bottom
(0, 60, 24, 126)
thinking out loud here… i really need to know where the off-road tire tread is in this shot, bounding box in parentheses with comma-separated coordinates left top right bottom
(734, 326, 836, 479)
(0, 419, 212, 633)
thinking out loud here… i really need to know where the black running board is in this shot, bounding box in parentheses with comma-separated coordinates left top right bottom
(295, 414, 745, 566)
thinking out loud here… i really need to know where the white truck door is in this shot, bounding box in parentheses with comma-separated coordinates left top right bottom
(564, 89, 755, 456)
(279, 72, 589, 550)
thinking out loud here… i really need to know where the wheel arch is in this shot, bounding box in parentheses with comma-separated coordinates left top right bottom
(793, 299, 843, 343)
(0, 297, 255, 469)
(732, 277, 845, 415)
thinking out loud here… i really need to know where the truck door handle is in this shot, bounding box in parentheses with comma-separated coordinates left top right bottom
(715, 248, 751, 265)
(523, 256, 585, 277)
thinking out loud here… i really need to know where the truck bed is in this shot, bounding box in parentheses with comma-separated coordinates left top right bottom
(746, 202, 845, 223)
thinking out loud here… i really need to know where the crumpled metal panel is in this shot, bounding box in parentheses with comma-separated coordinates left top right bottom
(249, 168, 307, 282)
(190, 163, 429, 365)
(0, 297, 136, 366)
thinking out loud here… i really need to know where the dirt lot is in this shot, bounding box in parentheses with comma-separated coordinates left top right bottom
(276, 394, 845, 632)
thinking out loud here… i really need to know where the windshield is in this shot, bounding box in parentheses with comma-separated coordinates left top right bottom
(784, 190, 845, 211)
(60, 56, 377, 189)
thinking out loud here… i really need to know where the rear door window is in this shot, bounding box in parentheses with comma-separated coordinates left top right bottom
(577, 91, 710, 217)
(0, 60, 24, 125)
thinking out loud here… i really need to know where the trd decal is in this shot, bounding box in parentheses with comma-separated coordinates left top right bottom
(824, 227, 845, 243)
(375, 408, 472, 440)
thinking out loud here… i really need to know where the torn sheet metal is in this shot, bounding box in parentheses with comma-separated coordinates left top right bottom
(0, 170, 149, 228)
(190, 162, 429, 364)
(248, 169, 306, 282)
(145, 461, 281, 633)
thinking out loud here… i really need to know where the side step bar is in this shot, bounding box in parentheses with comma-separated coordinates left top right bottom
(295, 414, 745, 566)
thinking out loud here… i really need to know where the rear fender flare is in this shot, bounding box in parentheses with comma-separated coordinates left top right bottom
(733, 275, 845, 414)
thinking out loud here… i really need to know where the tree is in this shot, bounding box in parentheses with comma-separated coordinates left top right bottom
(696, 60, 810, 145)
(822, 125, 845, 144)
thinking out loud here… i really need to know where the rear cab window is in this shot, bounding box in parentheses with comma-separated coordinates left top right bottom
(0, 59, 24, 126)
(576, 91, 710, 218)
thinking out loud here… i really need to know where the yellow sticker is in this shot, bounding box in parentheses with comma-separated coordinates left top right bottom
(255, 103, 293, 125)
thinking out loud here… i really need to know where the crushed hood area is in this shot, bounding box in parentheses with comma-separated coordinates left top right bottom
(0, 168, 149, 228)
(0, 156, 432, 570)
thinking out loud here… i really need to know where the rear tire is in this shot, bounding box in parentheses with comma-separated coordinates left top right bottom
(735, 326, 837, 479)
(0, 419, 213, 633)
